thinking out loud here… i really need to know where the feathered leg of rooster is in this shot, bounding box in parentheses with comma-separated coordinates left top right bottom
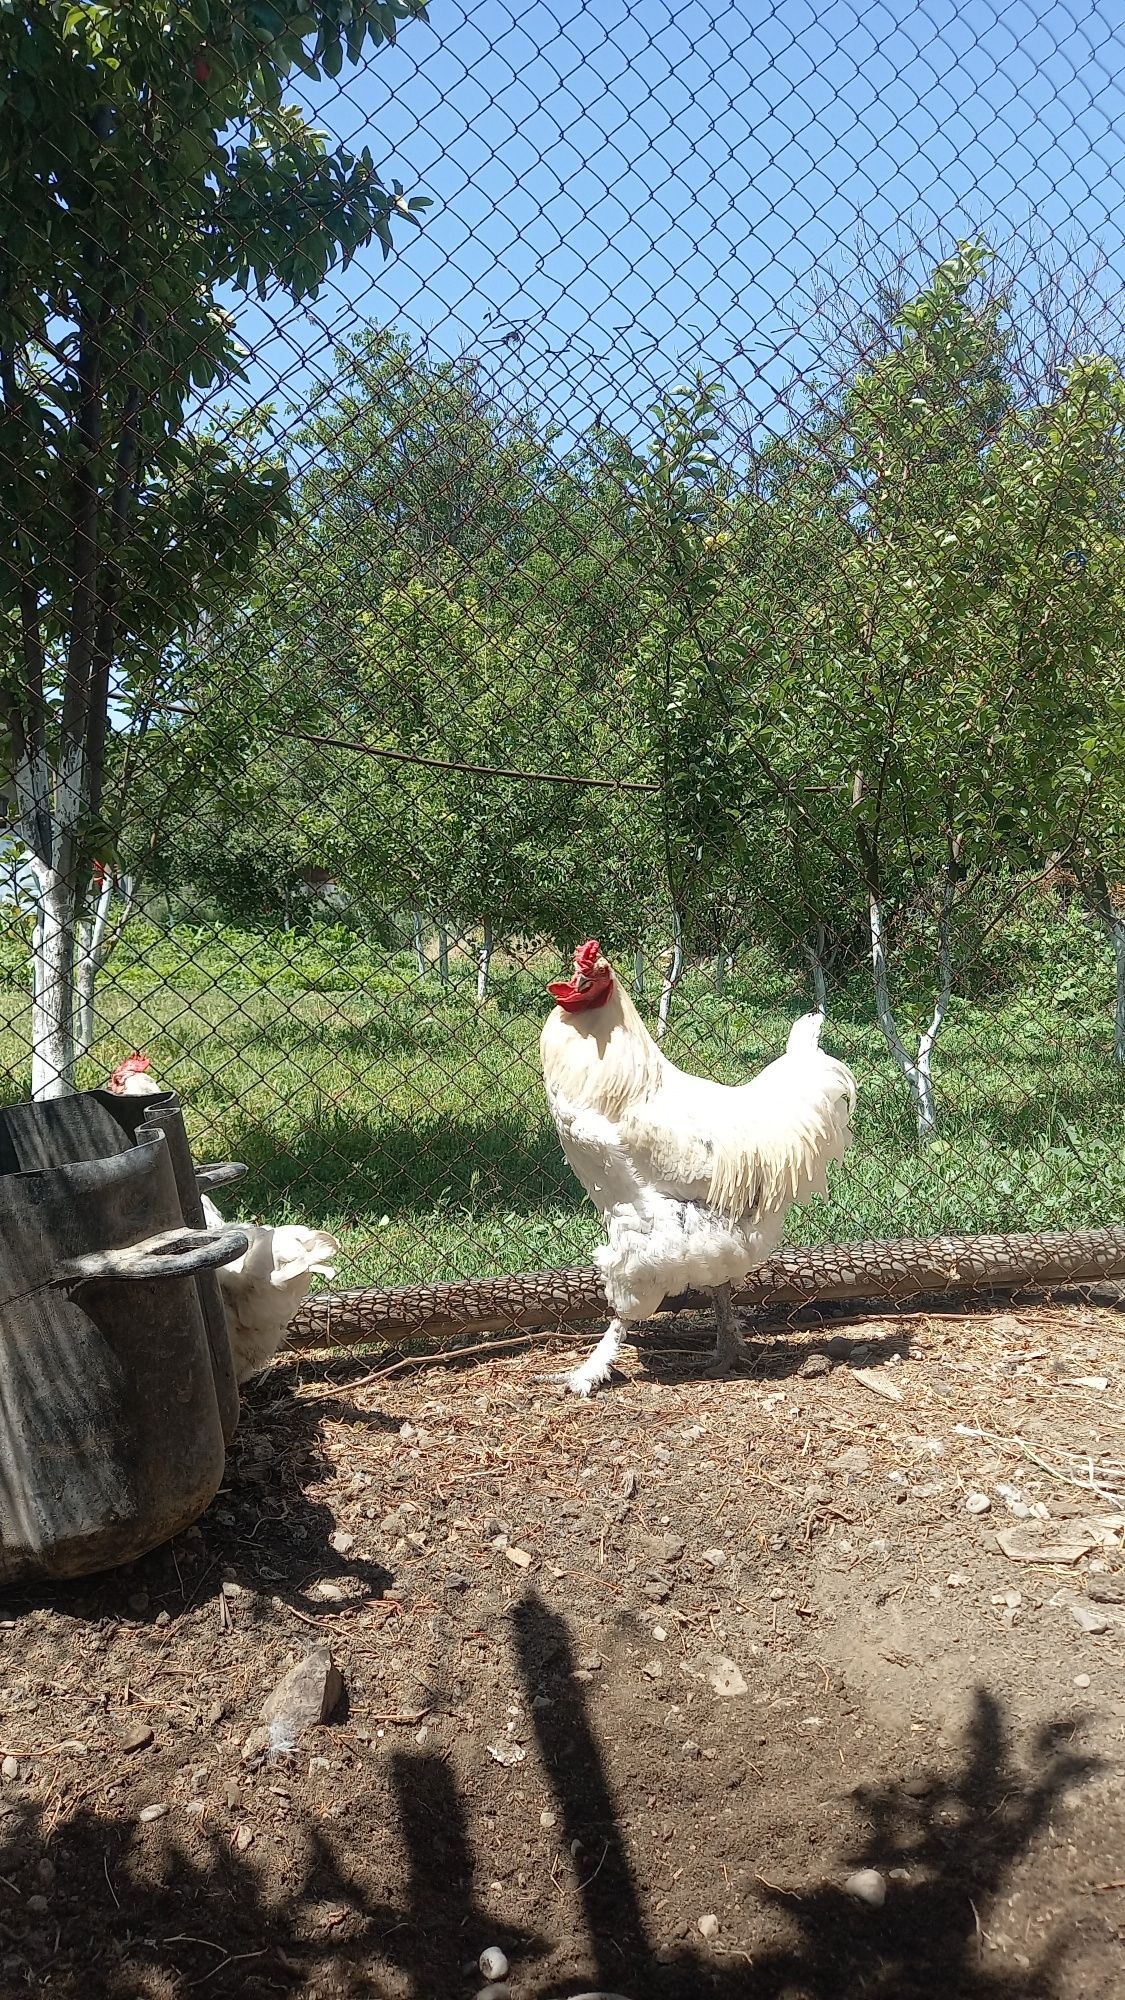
(706, 1281, 751, 1376)
(560, 1316, 631, 1397)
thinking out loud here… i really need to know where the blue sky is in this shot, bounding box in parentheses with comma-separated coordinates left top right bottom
(230, 0, 1125, 450)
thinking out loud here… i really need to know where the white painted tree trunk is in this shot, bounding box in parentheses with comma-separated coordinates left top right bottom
(867, 887, 953, 1143)
(802, 931, 829, 1015)
(437, 924, 450, 989)
(411, 911, 426, 979)
(656, 910, 683, 1043)
(30, 864, 78, 1099)
(74, 868, 115, 1063)
(476, 921, 494, 1003)
(633, 945, 645, 998)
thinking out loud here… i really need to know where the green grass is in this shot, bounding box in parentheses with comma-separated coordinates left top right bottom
(2, 921, 1124, 1288)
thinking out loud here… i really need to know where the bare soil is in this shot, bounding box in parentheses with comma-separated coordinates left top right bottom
(2, 1295, 1125, 2000)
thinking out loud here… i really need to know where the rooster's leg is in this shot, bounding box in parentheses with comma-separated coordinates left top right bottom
(542, 1316, 630, 1398)
(706, 1282, 750, 1377)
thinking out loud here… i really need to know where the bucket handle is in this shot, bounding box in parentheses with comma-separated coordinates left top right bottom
(194, 1161, 248, 1192)
(56, 1225, 250, 1287)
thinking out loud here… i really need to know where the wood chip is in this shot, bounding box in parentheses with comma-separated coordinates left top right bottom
(996, 1522, 1100, 1564)
(851, 1367, 902, 1402)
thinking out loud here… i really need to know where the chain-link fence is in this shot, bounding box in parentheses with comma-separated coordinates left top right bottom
(4, 0, 1125, 1301)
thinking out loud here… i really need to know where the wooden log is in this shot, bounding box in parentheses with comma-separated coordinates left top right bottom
(288, 1225, 1125, 1351)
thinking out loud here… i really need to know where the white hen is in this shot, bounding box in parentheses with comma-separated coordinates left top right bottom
(104, 1052, 339, 1383)
(540, 939, 856, 1395)
(200, 1194, 340, 1384)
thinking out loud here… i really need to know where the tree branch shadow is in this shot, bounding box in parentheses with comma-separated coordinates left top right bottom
(0, 1586, 1097, 1998)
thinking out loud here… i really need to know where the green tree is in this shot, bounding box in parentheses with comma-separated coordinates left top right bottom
(0, 0, 430, 1095)
(760, 246, 1125, 1134)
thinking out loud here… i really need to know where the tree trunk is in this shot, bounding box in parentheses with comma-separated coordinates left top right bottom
(476, 921, 494, 1003)
(31, 864, 78, 1099)
(74, 868, 115, 1063)
(633, 945, 645, 999)
(1113, 916, 1125, 1065)
(411, 910, 426, 979)
(713, 950, 728, 997)
(656, 910, 683, 1043)
(1079, 871, 1125, 1066)
(437, 923, 450, 989)
(803, 928, 829, 1015)
(868, 882, 954, 1143)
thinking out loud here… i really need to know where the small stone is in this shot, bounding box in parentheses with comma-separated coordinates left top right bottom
(224, 1781, 241, 1810)
(947, 1572, 969, 1588)
(698, 1913, 720, 1940)
(154, 1610, 171, 1629)
(329, 1530, 354, 1555)
(965, 1493, 991, 1515)
(1, 1757, 19, 1781)
(479, 1947, 509, 1981)
(444, 1573, 469, 1593)
(26, 1896, 47, 1915)
(902, 1776, 931, 1798)
(652, 1625, 667, 1642)
(234, 1822, 254, 1851)
(115, 1719, 154, 1754)
(577, 1652, 602, 1672)
(1070, 1602, 1110, 1636)
(832, 1446, 871, 1477)
(260, 1644, 343, 1741)
(35, 1861, 54, 1888)
(705, 1654, 748, 1699)
(539, 1808, 557, 1828)
(844, 1868, 886, 1907)
(1074, 1673, 1092, 1688)
(475, 1987, 511, 2000)
(504, 1546, 533, 1570)
(487, 1742, 526, 1767)
(138, 1804, 167, 1824)
(643, 1579, 670, 1602)
(701, 1548, 726, 1569)
(680, 1740, 701, 1759)
(799, 1351, 832, 1378)
(241, 1726, 272, 1763)
(641, 1659, 663, 1680)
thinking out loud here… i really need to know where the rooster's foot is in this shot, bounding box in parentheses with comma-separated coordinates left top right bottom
(535, 1317, 629, 1399)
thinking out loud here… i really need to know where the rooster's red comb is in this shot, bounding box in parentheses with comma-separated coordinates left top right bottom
(574, 939, 601, 972)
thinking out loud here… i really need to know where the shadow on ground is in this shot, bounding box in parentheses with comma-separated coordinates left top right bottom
(0, 1584, 1093, 1999)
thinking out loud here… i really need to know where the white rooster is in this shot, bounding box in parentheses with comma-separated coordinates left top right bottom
(105, 1051, 340, 1383)
(540, 940, 856, 1396)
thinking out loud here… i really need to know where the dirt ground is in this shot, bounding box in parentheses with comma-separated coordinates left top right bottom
(2, 1293, 1125, 2000)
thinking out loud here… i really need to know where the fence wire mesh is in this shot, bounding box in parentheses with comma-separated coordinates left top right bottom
(4, 0, 1125, 1300)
